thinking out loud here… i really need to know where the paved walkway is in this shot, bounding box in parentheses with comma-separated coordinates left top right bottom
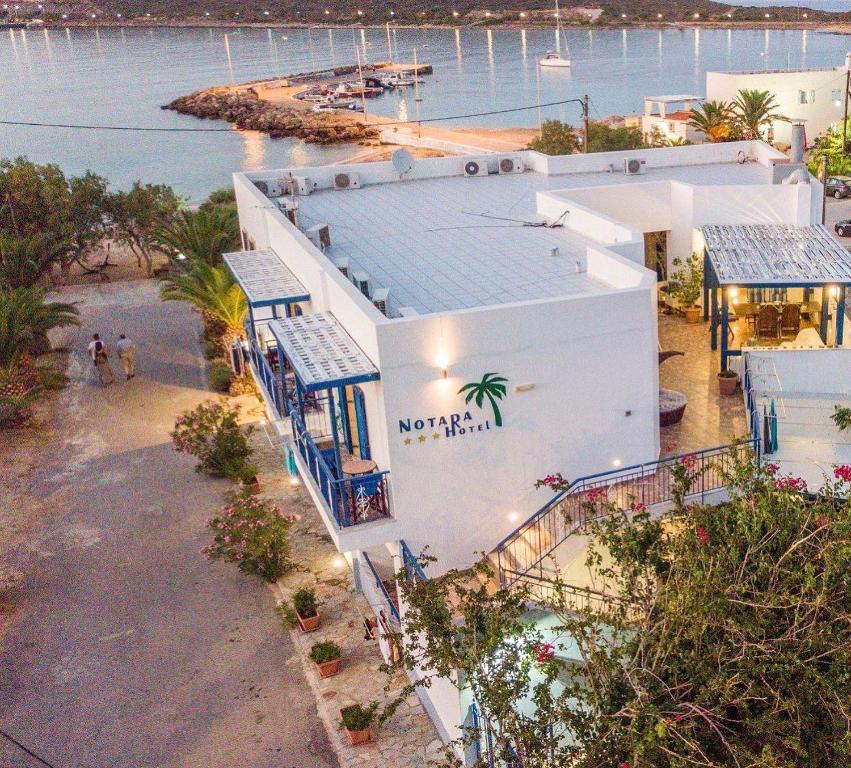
(0, 281, 337, 768)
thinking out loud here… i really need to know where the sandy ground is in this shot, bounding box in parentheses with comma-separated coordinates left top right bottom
(0, 280, 336, 768)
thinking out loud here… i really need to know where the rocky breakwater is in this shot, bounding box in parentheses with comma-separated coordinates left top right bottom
(162, 88, 379, 144)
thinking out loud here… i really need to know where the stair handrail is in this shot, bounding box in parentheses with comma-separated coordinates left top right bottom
(494, 440, 757, 589)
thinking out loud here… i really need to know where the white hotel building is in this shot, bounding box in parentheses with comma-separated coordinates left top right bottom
(227, 141, 824, 746)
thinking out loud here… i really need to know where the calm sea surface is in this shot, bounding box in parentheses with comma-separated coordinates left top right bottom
(1, 25, 850, 201)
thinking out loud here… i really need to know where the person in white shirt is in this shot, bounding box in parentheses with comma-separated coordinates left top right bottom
(116, 334, 137, 380)
(87, 333, 115, 387)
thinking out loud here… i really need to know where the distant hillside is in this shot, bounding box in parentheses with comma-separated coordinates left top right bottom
(5, 0, 850, 25)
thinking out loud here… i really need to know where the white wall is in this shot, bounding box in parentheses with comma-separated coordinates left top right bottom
(374, 267, 659, 572)
(706, 65, 849, 145)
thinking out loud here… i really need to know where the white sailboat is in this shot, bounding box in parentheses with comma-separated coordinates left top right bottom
(539, 0, 571, 68)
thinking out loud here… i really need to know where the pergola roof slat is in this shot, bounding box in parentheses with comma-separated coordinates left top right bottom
(268, 313, 380, 392)
(702, 224, 851, 286)
(223, 249, 310, 308)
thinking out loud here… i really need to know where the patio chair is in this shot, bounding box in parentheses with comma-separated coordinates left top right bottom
(756, 305, 780, 341)
(780, 304, 801, 338)
(349, 473, 386, 521)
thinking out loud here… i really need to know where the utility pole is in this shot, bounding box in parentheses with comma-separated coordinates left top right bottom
(843, 68, 850, 155)
(820, 154, 828, 225)
(582, 94, 590, 153)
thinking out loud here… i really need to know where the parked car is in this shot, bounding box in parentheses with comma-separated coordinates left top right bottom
(836, 219, 851, 237)
(826, 176, 851, 199)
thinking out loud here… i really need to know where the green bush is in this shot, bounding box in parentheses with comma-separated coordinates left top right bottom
(293, 587, 318, 618)
(203, 339, 225, 360)
(203, 490, 296, 581)
(340, 702, 378, 731)
(309, 641, 342, 664)
(171, 400, 256, 482)
(209, 361, 232, 393)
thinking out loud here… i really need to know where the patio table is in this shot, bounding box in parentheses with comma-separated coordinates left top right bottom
(342, 456, 378, 476)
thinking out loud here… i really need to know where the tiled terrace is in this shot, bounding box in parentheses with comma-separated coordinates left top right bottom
(658, 314, 748, 457)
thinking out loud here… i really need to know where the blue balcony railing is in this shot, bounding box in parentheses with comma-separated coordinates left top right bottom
(245, 331, 286, 420)
(290, 408, 391, 528)
(361, 551, 400, 622)
(400, 539, 428, 583)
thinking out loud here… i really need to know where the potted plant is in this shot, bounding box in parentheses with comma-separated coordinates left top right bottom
(340, 702, 378, 746)
(718, 368, 739, 395)
(669, 252, 703, 324)
(309, 640, 342, 678)
(293, 587, 320, 632)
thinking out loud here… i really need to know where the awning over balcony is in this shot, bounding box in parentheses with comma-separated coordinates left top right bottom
(267, 312, 380, 392)
(223, 249, 310, 308)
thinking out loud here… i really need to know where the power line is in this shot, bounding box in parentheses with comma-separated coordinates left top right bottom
(0, 97, 586, 134)
(0, 729, 59, 768)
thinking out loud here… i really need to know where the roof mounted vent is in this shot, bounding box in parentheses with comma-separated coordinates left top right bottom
(498, 156, 524, 174)
(463, 159, 488, 177)
(305, 223, 331, 251)
(351, 270, 371, 298)
(333, 172, 361, 190)
(371, 287, 392, 317)
(333, 257, 350, 278)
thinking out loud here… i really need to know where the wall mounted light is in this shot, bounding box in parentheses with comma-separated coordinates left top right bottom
(829, 286, 840, 299)
(436, 351, 449, 379)
(514, 383, 535, 393)
(507, 511, 520, 523)
(612, 458, 622, 467)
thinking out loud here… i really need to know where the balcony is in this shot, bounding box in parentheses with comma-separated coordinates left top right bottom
(291, 407, 391, 528)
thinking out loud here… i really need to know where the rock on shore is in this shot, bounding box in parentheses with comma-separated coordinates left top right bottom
(163, 89, 379, 144)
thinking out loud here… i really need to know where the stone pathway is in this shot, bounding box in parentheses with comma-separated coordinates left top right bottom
(250, 427, 444, 768)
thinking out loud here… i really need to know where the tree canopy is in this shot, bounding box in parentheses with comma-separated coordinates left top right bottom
(396, 453, 851, 768)
(528, 119, 645, 156)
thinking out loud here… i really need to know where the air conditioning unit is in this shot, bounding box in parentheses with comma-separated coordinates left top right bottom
(624, 158, 646, 175)
(333, 257, 350, 278)
(305, 223, 331, 251)
(276, 197, 298, 225)
(463, 159, 488, 178)
(333, 171, 361, 190)
(371, 287, 391, 316)
(351, 270, 371, 298)
(498, 156, 524, 174)
(291, 175, 316, 196)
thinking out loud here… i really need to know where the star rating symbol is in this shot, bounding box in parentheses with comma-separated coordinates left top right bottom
(432, 432, 440, 440)
(403, 437, 412, 445)
(418, 434, 427, 443)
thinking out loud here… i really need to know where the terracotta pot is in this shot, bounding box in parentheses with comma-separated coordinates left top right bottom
(718, 373, 739, 396)
(684, 306, 701, 324)
(241, 478, 260, 495)
(297, 611, 321, 632)
(344, 727, 373, 746)
(315, 658, 341, 678)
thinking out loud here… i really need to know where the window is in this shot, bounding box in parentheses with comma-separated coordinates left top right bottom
(833, 89, 843, 105)
(810, 90, 816, 104)
(799, 90, 808, 104)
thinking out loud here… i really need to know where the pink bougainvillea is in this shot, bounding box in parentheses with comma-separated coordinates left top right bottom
(834, 465, 851, 483)
(534, 642, 556, 664)
(775, 476, 807, 492)
(695, 525, 710, 544)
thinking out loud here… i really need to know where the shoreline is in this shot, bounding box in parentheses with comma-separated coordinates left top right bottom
(26, 21, 851, 35)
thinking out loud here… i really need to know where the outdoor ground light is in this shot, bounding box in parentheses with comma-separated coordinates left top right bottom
(333, 556, 346, 569)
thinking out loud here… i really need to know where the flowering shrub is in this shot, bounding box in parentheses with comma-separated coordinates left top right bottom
(536, 472, 570, 493)
(171, 401, 256, 483)
(694, 525, 710, 544)
(202, 490, 296, 581)
(775, 475, 807, 493)
(534, 642, 555, 664)
(834, 464, 851, 483)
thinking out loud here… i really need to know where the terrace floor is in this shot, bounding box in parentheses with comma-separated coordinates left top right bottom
(658, 314, 748, 457)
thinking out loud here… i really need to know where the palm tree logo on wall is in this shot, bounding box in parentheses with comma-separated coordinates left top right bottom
(458, 373, 508, 427)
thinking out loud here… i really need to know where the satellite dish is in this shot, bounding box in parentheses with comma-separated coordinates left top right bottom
(392, 148, 415, 177)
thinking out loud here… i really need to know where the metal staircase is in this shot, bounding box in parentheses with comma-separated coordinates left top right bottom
(492, 442, 757, 590)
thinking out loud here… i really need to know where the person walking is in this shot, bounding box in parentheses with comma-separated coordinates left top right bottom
(116, 334, 137, 380)
(87, 333, 115, 387)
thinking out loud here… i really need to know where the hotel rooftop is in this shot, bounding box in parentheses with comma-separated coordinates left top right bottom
(240, 141, 787, 318)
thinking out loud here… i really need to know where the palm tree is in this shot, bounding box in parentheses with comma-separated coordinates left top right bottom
(0, 233, 63, 288)
(0, 287, 79, 424)
(732, 89, 788, 141)
(458, 373, 508, 427)
(153, 207, 241, 266)
(687, 101, 734, 143)
(159, 261, 247, 339)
